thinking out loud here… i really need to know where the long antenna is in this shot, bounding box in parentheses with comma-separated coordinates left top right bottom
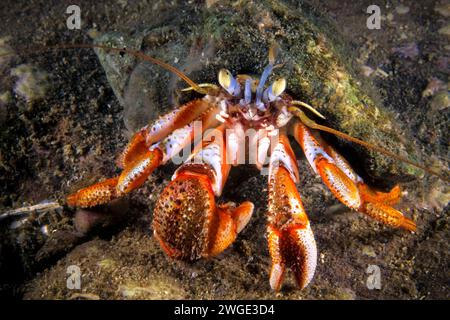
(290, 107, 450, 183)
(0, 43, 208, 94)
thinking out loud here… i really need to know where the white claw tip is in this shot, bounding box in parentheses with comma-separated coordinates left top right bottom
(270, 263, 284, 291)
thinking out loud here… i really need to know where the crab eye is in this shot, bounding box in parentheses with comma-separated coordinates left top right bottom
(218, 69, 241, 96)
(218, 69, 232, 89)
(265, 78, 286, 102)
(271, 78, 286, 96)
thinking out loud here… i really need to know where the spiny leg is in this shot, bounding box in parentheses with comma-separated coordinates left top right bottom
(144, 98, 213, 146)
(67, 99, 220, 208)
(67, 177, 119, 208)
(153, 125, 254, 260)
(115, 149, 163, 194)
(116, 103, 220, 197)
(265, 133, 317, 291)
(117, 99, 213, 169)
(321, 142, 402, 206)
(67, 147, 163, 208)
(292, 121, 416, 231)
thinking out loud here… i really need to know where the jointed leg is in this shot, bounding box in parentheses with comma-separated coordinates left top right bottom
(67, 148, 163, 208)
(292, 121, 415, 232)
(116, 128, 148, 169)
(321, 142, 402, 206)
(67, 99, 220, 208)
(265, 133, 317, 290)
(144, 98, 213, 146)
(117, 99, 213, 169)
(67, 177, 119, 208)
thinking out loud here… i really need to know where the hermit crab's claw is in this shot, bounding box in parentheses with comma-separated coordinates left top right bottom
(153, 126, 254, 260)
(153, 171, 253, 260)
(266, 134, 317, 291)
(267, 166, 317, 291)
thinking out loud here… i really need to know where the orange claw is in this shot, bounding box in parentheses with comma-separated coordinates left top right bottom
(153, 124, 254, 260)
(153, 171, 215, 260)
(67, 177, 119, 208)
(267, 223, 316, 290)
(153, 171, 254, 260)
(358, 183, 402, 206)
(313, 150, 415, 232)
(267, 166, 317, 291)
(315, 150, 415, 232)
(209, 201, 254, 257)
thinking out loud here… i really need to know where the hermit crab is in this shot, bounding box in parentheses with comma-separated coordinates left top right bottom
(55, 43, 445, 291)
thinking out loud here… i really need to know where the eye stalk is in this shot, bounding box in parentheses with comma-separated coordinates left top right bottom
(218, 69, 241, 96)
(244, 78, 252, 104)
(264, 78, 286, 102)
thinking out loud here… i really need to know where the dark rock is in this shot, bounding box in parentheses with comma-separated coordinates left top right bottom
(74, 199, 129, 235)
(35, 230, 85, 264)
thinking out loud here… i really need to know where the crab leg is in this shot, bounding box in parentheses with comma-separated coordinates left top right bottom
(292, 121, 416, 231)
(67, 99, 220, 208)
(66, 177, 120, 208)
(265, 133, 317, 291)
(153, 125, 254, 260)
(117, 98, 214, 168)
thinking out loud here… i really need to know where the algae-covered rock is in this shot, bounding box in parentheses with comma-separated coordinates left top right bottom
(94, 0, 423, 183)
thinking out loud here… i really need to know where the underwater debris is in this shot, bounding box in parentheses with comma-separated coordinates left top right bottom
(0, 91, 11, 106)
(395, 5, 410, 15)
(68, 293, 101, 300)
(429, 91, 450, 111)
(422, 77, 447, 98)
(0, 91, 11, 124)
(435, 3, 450, 17)
(438, 24, 450, 37)
(392, 43, 419, 59)
(118, 278, 187, 299)
(362, 245, 377, 257)
(0, 37, 15, 68)
(10, 64, 49, 103)
(0, 201, 61, 222)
